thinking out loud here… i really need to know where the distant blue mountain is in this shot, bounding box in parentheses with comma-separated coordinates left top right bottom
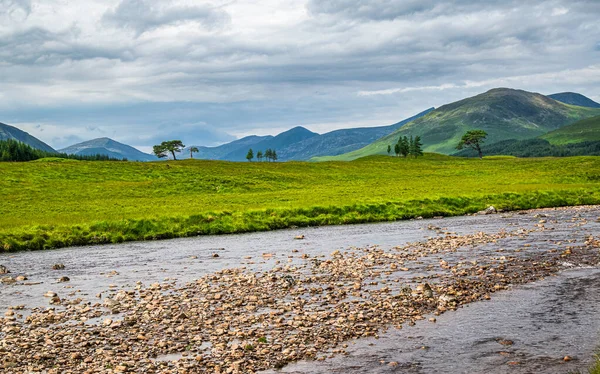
(59, 138, 156, 161)
(548, 92, 600, 108)
(181, 135, 272, 160)
(0, 122, 56, 152)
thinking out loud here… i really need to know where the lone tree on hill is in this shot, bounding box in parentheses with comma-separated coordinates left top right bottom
(246, 148, 254, 161)
(189, 146, 199, 159)
(153, 140, 185, 160)
(256, 150, 263, 161)
(457, 130, 488, 159)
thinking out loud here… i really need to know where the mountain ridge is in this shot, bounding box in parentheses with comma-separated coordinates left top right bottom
(548, 92, 600, 108)
(59, 138, 156, 161)
(0, 122, 56, 153)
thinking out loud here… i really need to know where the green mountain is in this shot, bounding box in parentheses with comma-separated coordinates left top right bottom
(59, 138, 156, 161)
(540, 115, 600, 145)
(317, 88, 600, 160)
(0, 122, 56, 153)
(548, 92, 600, 108)
(181, 135, 272, 160)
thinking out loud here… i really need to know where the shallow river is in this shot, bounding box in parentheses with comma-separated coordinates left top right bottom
(1, 206, 599, 373)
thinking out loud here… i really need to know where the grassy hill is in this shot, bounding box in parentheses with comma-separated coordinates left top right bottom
(0, 122, 56, 153)
(540, 115, 600, 145)
(1, 156, 600, 251)
(316, 88, 600, 161)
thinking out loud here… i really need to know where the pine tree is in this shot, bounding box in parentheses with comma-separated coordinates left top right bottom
(246, 148, 254, 162)
(272, 149, 278, 162)
(413, 136, 423, 157)
(394, 143, 400, 157)
(399, 136, 410, 157)
(387, 145, 391, 155)
(256, 150, 263, 161)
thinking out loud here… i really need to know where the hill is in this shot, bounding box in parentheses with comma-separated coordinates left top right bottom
(59, 138, 156, 161)
(548, 92, 600, 108)
(181, 135, 272, 160)
(454, 138, 600, 158)
(317, 88, 600, 161)
(540, 115, 600, 145)
(0, 122, 56, 153)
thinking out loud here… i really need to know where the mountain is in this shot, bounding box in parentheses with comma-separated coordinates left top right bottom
(548, 92, 600, 108)
(220, 126, 319, 161)
(59, 138, 156, 161)
(181, 135, 272, 160)
(316, 88, 600, 160)
(279, 108, 434, 160)
(0, 122, 56, 152)
(189, 108, 433, 161)
(540, 115, 600, 145)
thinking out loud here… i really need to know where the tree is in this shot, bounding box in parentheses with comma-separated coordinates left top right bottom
(189, 146, 199, 159)
(154, 140, 185, 160)
(265, 149, 272, 162)
(457, 130, 488, 159)
(410, 135, 423, 157)
(394, 143, 400, 157)
(246, 148, 254, 162)
(387, 145, 391, 155)
(399, 136, 410, 157)
(272, 149, 278, 162)
(257, 150, 263, 161)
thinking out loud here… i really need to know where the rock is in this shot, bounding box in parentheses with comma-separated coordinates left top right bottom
(15, 275, 27, 281)
(0, 265, 9, 274)
(52, 263, 65, 270)
(58, 276, 70, 283)
(212, 253, 220, 258)
(294, 235, 305, 240)
(44, 291, 57, 298)
(478, 206, 497, 215)
(563, 355, 572, 362)
(1, 277, 16, 284)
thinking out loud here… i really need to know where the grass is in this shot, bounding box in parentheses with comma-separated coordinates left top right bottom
(2, 155, 600, 251)
(541, 115, 600, 145)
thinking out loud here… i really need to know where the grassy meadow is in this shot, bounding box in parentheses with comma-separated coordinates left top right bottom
(2, 154, 600, 251)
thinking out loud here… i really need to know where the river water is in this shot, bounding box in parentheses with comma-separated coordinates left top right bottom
(1, 206, 599, 373)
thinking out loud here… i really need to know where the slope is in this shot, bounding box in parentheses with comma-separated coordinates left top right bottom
(548, 92, 600, 108)
(540, 115, 600, 145)
(317, 88, 600, 161)
(59, 138, 156, 161)
(0, 122, 56, 152)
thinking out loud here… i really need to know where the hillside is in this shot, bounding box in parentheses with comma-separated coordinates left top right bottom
(0, 122, 56, 153)
(181, 135, 272, 160)
(59, 138, 156, 161)
(548, 92, 600, 108)
(317, 88, 600, 161)
(454, 138, 600, 158)
(540, 115, 600, 145)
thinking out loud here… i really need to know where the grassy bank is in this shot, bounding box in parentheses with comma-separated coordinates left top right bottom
(2, 155, 600, 251)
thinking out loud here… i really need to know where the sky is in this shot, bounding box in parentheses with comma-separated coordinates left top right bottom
(1, 0, 599, 152)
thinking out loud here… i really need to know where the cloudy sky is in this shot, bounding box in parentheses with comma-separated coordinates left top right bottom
(1, 0, 599, 151)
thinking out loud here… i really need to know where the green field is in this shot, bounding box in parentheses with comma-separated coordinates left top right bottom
(2, 155, 600, 251)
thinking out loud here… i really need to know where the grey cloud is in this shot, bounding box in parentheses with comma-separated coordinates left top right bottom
(102, 0, 230, 35)
(1, 0, 31, 21)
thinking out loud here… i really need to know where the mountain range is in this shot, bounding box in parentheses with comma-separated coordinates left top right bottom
(59, 138, 157, 161)
(316, 88, 600, 161)
(182, 108, 434, 161)
(2, 88, 598, 162)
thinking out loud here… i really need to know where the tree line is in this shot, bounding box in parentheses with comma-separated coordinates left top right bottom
(0, 139, 126, 162)
(388, 135, 423, 157)
(246, 148, 277, 161)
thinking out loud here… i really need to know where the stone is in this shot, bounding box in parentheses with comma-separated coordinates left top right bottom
(44, 291, 57, 298)
(0, 265, 9, 274)
(15, 275, 27, 281)
(58, 276, 70, 283)
(478, 206, 497, 215)
(52, 263, 66, 270)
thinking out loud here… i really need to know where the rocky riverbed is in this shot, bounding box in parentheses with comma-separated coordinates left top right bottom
(1, 206, 599, 373)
